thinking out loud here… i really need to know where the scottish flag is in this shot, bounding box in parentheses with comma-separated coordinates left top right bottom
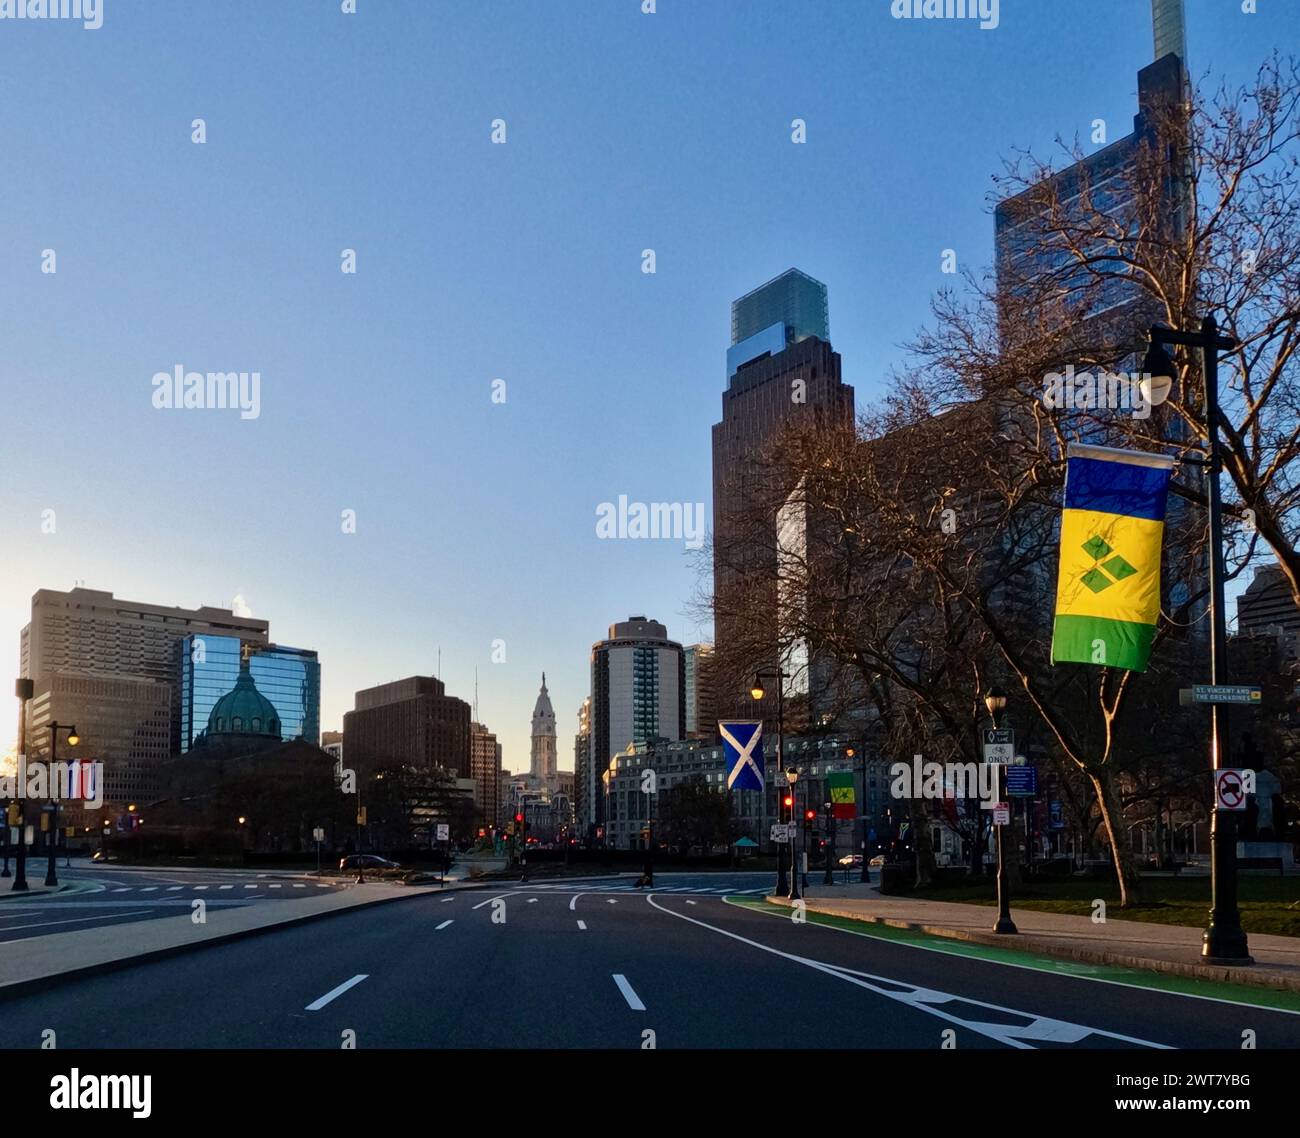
(721, 720, 764, 791)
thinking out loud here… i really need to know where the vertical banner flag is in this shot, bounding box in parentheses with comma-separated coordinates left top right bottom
(828, 770, 856, 819)
(1052, 443, 1174, 673)
(720, 721, 764, 791)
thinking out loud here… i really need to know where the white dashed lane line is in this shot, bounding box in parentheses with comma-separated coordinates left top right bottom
(305, 974, 368, 1012)
(612, 974, 645, 1011)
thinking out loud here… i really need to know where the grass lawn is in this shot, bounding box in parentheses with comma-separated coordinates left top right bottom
(914, 874, 1300, 937)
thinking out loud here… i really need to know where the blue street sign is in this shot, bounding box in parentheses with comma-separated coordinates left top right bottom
(1006, 766, 1037, 797)
(1048, 800, 1065, 830)
(720, 720, 765, 791)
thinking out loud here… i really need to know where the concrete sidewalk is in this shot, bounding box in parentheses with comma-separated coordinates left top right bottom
(766, 881, 1300, 993)
(0, 879, 463, 996)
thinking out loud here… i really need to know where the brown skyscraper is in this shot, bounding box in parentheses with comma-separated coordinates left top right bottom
(342, 676, 471, 779)
(711, 271, 854, 719)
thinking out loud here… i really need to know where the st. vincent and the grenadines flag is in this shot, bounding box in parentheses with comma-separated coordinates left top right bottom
(1052, 443, 1175, 673)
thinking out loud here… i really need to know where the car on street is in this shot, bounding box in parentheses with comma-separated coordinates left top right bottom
(838, 853, 863, 867)
(338, 854, 401, 871)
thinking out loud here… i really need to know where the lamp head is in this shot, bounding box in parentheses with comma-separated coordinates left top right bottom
(984, 686, 1008, 717)
(67, 726, 79, 746)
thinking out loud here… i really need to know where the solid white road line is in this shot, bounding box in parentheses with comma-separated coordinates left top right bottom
(436, 920, 454, 930)
(647, 895, 1166, 1050)
(577, 920, 587, 930)
(305, 974, 369, 1012)
(0, 911, 154, 934)
(612, 974, 645, 1011)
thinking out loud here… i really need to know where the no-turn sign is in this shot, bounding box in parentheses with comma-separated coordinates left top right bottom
(1214, 769, 1248, 811)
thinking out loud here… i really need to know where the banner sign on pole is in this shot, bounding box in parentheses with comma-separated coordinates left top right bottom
(721, 721, 765, 791)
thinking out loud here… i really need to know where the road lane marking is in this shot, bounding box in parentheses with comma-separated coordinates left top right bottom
(436, 920, 453, 930)
(577, 920, 587, 930)
(440, 896, 456, 903)
(269, 884, 282, 889)
(111, 888, 131, 893)
(569, 894, 584, 911)
(305, 974, 369, 1011)
(166, 886, 182, 891)
(606, 899, 618, 904)
(472, 894, 507, 910)
(0, 910, 154, 934)
(194, 886, 208, 891)
(612, 974, 645, 1011)
(648, 895, 1167, 1050)
(527, 898, 538, 904)
(243, 885, 258, 890)
(293, 883, 306, 888)
(140, 887, 157, 892)
(686, 900, 697, 905)
(219, 885, 234, 890)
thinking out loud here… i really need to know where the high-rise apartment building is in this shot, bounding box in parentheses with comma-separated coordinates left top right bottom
(585, 616, 684, 837)
(683, 643, 716, 740)
(342, 676, 471, 779)
(573, 696, 591, 836)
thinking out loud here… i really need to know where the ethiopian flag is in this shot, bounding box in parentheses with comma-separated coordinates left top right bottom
(828, 771, 856, 820)
(1051, 443, 1174, 673)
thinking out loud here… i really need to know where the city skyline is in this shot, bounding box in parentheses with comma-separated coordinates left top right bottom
(0, 1, 1281, 771)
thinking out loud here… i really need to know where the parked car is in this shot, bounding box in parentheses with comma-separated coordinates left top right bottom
(338, 854, 401, 871)
(838, 853, 863, 867)
(868, 854, 887, 867)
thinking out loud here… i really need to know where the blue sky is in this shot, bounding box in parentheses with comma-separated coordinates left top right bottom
(0, 0, 1291, 769)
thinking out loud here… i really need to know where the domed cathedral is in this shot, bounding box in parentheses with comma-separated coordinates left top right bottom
(528, 672, 558, 790)
(192, 647, 282, 756)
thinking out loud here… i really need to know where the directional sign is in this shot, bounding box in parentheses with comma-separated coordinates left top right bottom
(1006, 766, 1038, 798)
(770, 823, 791, 843)
(312, 827, 325, 842)
(1214, 769, 1248, 811)
(1180, 685, 1262, 706)
(992, 803, 1011, 826)
(982, 728, 1015, 764)
(436, 823, 450, 842)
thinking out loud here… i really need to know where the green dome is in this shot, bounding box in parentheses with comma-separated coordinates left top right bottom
(207, 665, 280, 738)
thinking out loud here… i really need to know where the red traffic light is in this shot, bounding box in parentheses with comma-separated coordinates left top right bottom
(782, 795, 793, 808)
(805, 809, 815, 820)
(514, 813, 523, 823)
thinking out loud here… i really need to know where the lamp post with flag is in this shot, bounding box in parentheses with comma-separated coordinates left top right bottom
(1142, 317, 1252, 965)
(750, 670, 789, 898)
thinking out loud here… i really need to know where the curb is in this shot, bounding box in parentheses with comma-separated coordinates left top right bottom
(0, 882, 461, 1001)
(763, 897, 1300, 994)
(0, 879, 102, 902)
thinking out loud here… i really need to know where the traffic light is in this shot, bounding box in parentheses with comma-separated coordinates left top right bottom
(782, 794, 793, 809)
(515, 813, 523, 824)
(805, 809, 815, 821)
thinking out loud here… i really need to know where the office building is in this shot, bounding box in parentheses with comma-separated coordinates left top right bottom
(178, 635, 319, 753)
(683, 644, 716, 739)
(342, 676, 471, 779)
(470, 720, 502, 832)
(19, 587, 273, 809)
(573, 697, 590, 834)
(711, 271, 855, 723)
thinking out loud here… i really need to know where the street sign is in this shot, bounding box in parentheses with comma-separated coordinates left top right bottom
(992, 803, 1011, 826)
(1180, 685, 1262, 706)
(1006, 766, 1037, 797)
(436, 823, 450, 842)
(1048, 800, 1065, 830)
(312, 827, 325, 842)
(1214, 769, 1249, 811)
(982, 727, 1015, 764)
(769, 823, 791, 843)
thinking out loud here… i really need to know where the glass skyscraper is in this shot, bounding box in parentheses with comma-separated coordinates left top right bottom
(730, 268, 829, 349)
(178, 634, 320, 752)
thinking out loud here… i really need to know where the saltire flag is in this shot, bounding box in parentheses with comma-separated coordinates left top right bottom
(720, 720, 764, 791)
(1051, 443, 1174, 673)
(827, 770, 855, 819)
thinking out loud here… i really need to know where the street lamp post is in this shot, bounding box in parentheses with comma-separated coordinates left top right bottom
(823, 800, 835, 885)
(751, 670, 789, 898)
(1143, 317, 1252, 965)
(986, 688, 1017, 935)
(45, 722, 79, 887)
(11, 679, 34, 891)
(785, 769, 800, 901)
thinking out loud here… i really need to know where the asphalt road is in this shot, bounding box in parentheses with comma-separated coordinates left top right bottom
(0, 863, 345, 944)
(0, 875, 1296, 1049)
